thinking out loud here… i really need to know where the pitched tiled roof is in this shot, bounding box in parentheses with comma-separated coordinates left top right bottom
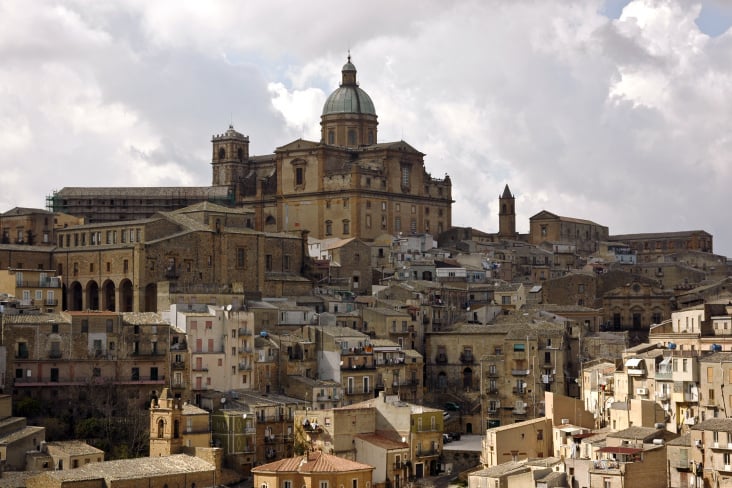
(252, 451, 374, 474)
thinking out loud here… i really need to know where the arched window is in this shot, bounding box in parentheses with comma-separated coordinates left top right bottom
(218, 147, 225, 159)
(157, 419, 165, 438)
(328, 130, 335, 144)
(348, 129, 357, 145)
(173, 419, 180, 439)
(237, 148, 243, 161)
(265, 215, 276, 225)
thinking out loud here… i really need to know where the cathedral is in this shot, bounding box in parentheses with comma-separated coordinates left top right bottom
(49, 56, 453, 241)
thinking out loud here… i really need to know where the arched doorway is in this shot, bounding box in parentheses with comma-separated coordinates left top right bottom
(69, 282, 83, 311)
(463, 367, 473, 390)
(102, 280, 115, 311)
(145, 283, 157, 312)
(86, 281, 99, 310)
(119, 279, 133, 312)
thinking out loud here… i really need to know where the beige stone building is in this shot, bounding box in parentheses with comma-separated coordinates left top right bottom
(529, 210, 609, 255)
(26, 450, 222, 488)
(149, 388, 210, 458)
(295, 392, 444, 480)
(41, 441, 104, 470)
(49, 57, 453, 242)
(589, 426, 673, 488)
(608, 230, 713, 259)
(480, 417, 554, 467)
(0, 207, 82, 246)
(689, 418, 732, 488)
(0, 394, 46, 471)
(252, 451, 374, 488)
(53, 202, 308, 312)
(603, 281, 673, 331)
(5, 311, 174, 410)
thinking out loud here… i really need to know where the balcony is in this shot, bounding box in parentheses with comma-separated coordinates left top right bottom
(172, 361, 186, 370)
(513, 407, 527, 415)
(511, 369, 530, 376)
(512, 388, 527, 396)
(316, 394, 341, 402)
(44, 299, 59, 306)
(238, 328, 251, 336)
(346, 389, 371, 396)
(435, 354, 448, 364)
(415, 448, 439, 458)
(710, 442, 732, 451)
(171, 380, 187, 389)
(342, 346, 373, 356)
(303, 423, 323, 434)
(15, 279, 61, 289)
(702, 398, 718, 408)
(131, 349, 166, 357)
(655, 370, 673, 380)
(192, 366, 209, 372)
(48, 351, 63, 359)
(485, 370, 499, 378)
(238, 363, 252, 371)
(460, 353, 475, 364)
(341, 362, 375, 371)
(238, 346, 253, 354)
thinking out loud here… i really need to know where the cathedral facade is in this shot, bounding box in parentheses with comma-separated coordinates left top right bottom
(49, 56, 453, 241)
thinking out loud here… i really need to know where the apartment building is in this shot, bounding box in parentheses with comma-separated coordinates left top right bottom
(0, 267, 63, 313)
(5, 311, 173, 410)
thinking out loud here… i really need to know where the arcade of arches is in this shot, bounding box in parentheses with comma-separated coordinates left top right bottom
(65, 279, 157, 312)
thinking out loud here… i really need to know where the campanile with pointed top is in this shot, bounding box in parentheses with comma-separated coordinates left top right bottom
(498, 184, 516, 238)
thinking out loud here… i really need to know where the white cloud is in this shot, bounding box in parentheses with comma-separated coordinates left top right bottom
(1, 0, 732, 256)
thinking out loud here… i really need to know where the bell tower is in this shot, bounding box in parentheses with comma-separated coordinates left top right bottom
(498, 184, 516, 239)
(149, 388, 183, 457)
(211, 125, 249, 187)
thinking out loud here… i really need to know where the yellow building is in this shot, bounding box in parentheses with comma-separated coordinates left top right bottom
(0, 267, 62, 313)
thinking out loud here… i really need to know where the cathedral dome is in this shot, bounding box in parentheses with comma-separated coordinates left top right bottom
(322, 56, 376, 116)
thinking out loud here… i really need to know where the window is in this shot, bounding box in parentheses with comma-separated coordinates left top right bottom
(328, 130, 334, 144)
(284, 255, 291, 271)
(295, 167, 304, 186)
(325, 220, 332, 236)
(348, 129, 356, 145)
(265, 255, 273, 272)
(237, 248, 246, 268)
(343, 220, 350, 235)
(401, 165, 410, 187)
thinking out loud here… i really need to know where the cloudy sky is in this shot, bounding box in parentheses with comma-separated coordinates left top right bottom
(2, 0, 732, 255)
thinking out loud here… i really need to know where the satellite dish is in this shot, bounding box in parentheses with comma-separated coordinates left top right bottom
(220, 397, 226, 404)
(226, 304, 233, 311)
